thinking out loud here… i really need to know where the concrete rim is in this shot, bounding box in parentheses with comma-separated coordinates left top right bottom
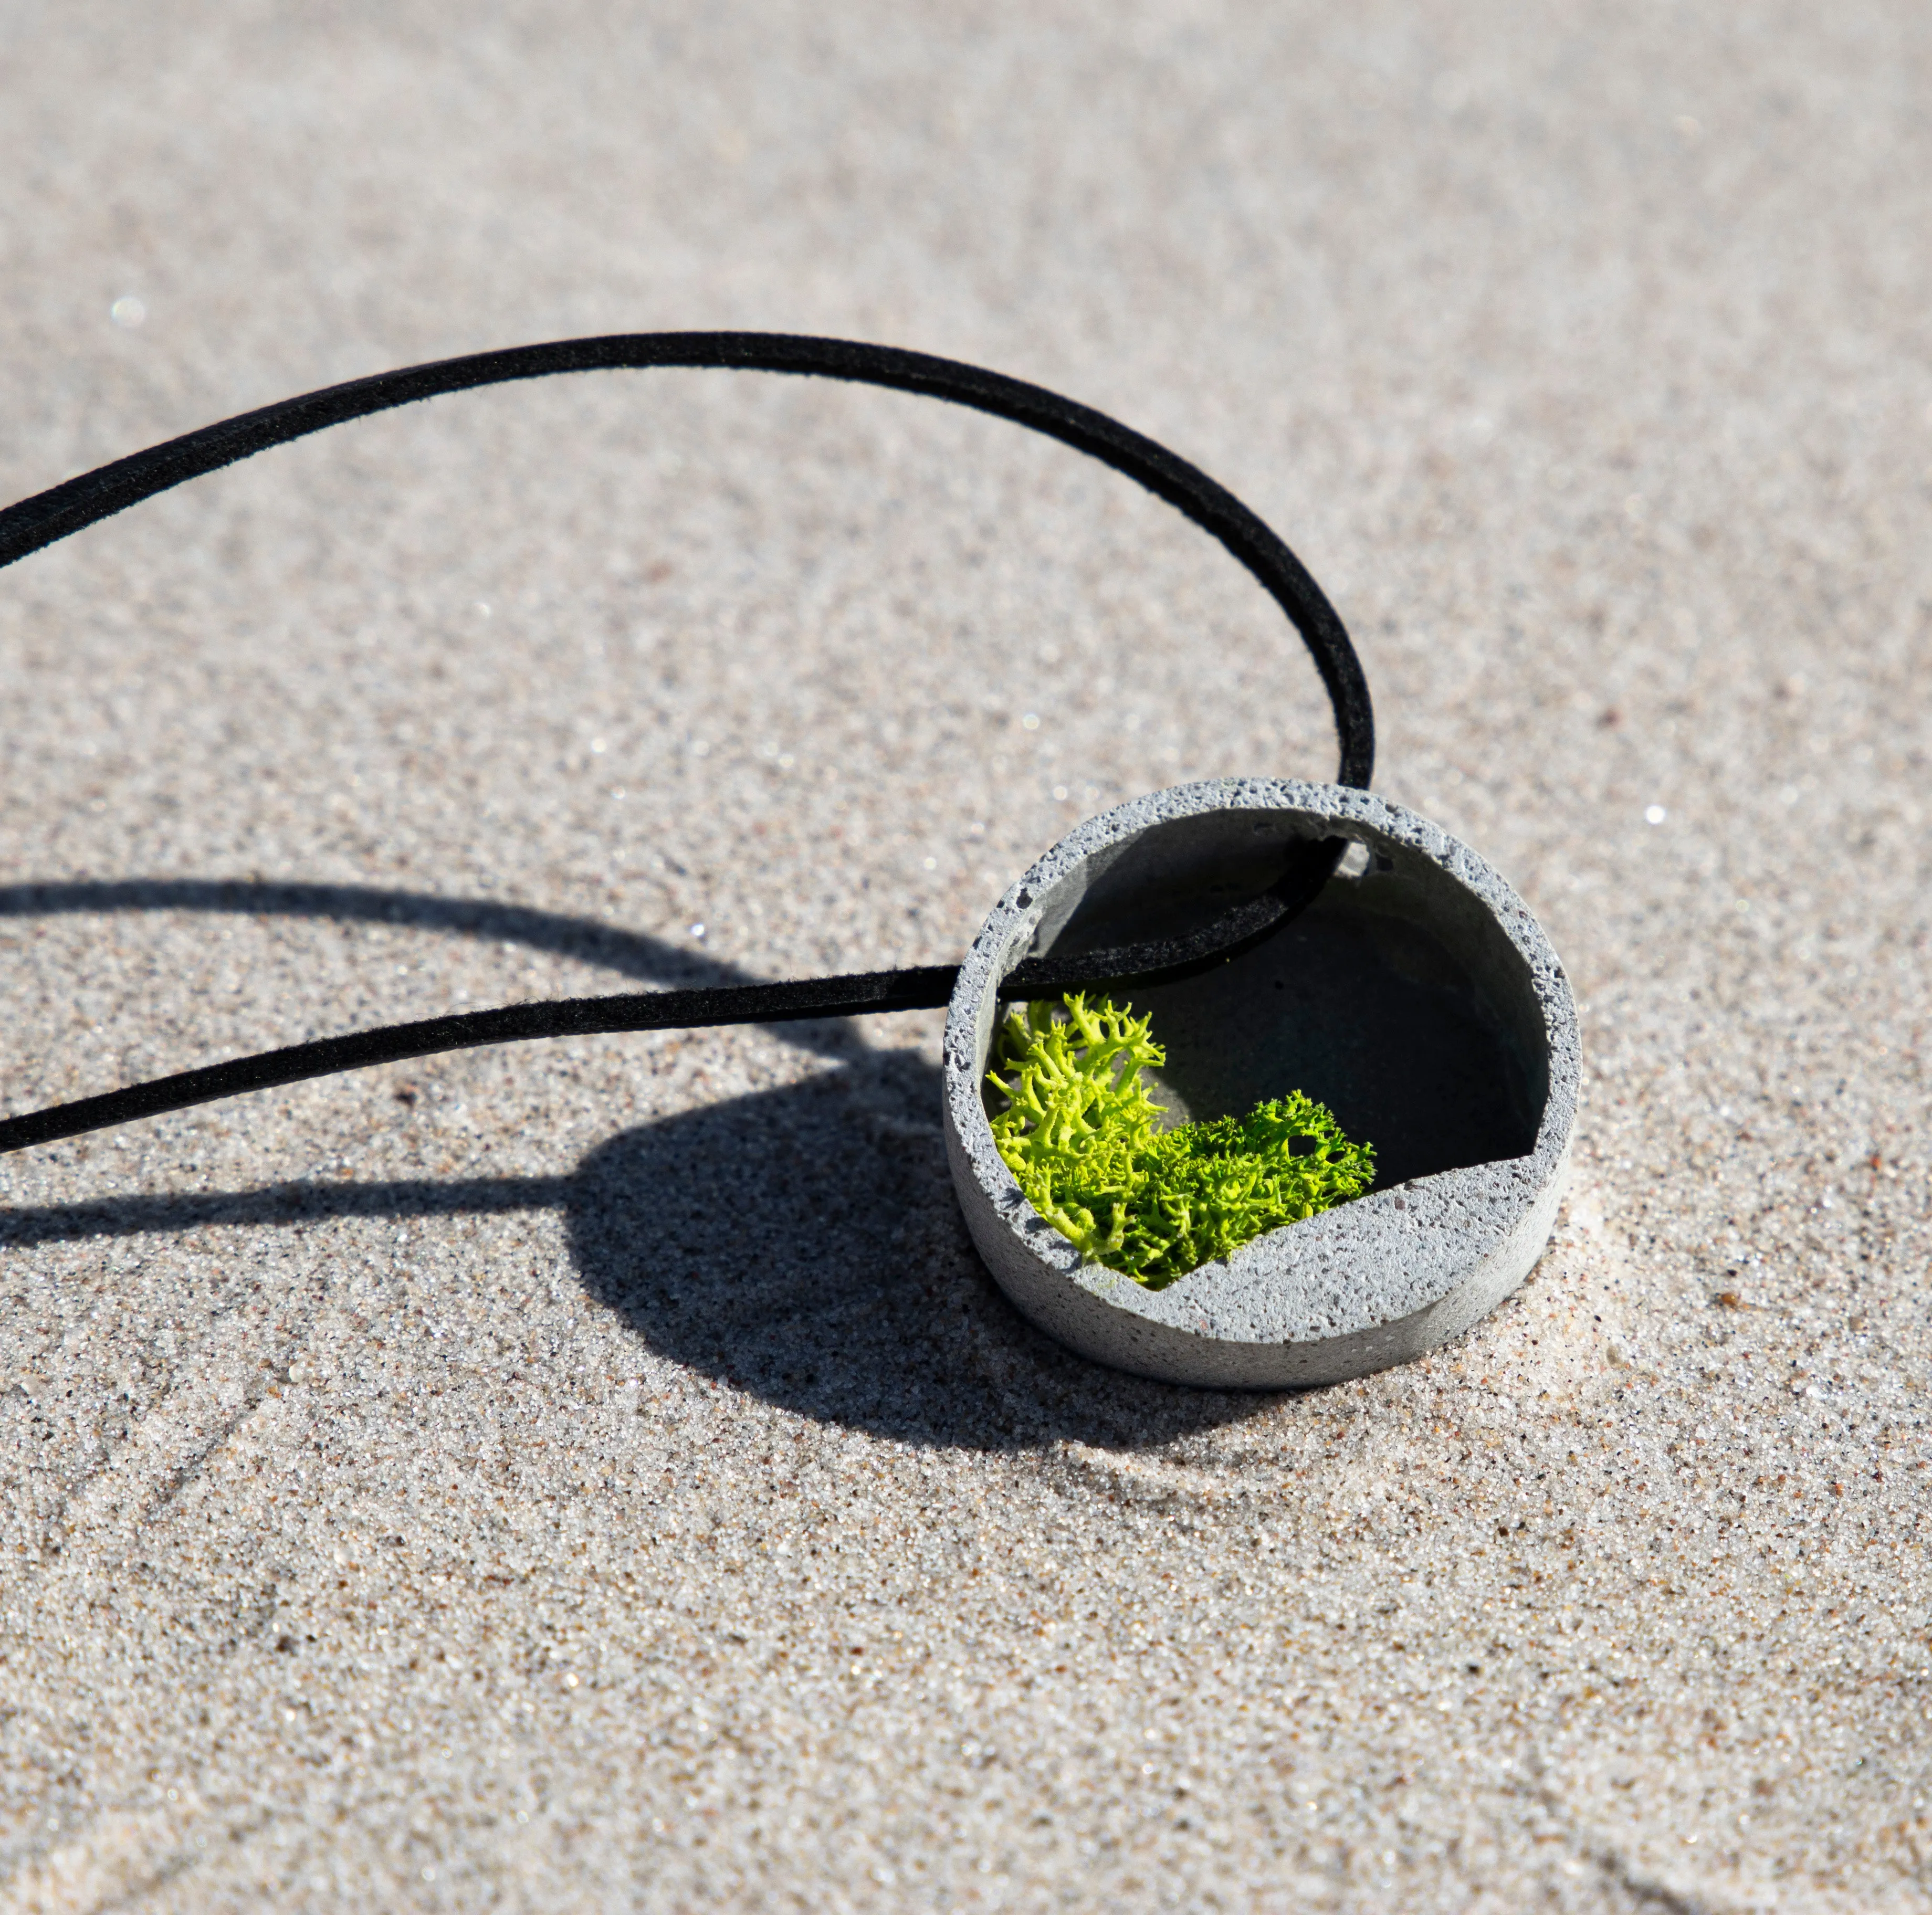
(940, 780, 1581, 1389)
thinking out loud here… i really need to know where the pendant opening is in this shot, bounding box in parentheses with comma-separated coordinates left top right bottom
(1006, 804, 1547, 1192)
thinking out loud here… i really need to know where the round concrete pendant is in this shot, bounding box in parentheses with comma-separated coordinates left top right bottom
(942, 780, 1580, 1389)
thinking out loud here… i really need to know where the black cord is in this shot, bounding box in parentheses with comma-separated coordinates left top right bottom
(0, 333, 1372, 1155)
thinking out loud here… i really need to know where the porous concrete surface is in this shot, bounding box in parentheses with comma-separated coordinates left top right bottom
(1, 4, 1928, 1910)
(942, 781, 1581, 1388)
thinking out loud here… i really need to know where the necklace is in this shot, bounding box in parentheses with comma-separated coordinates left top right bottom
(0, 333, 1576, 1385)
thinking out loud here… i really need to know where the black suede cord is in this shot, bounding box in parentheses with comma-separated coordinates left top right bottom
(0, 333, 1373, 1155)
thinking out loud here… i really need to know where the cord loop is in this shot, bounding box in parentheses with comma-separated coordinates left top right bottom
(0, 334, 1373, 1154)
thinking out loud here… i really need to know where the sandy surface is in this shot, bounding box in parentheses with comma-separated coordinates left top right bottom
(2, 3, 1929, 1909)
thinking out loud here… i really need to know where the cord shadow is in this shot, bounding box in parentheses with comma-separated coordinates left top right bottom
(0, 1053, 1288, 1453)
(0, 877, 860, 1060)
(0, 1173, 569, 1246)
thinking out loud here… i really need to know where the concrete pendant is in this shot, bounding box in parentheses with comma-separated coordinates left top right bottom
(943, 781, 1580, 1388)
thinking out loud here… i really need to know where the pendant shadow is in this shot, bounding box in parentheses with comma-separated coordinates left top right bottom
(565, 1050, 1279, 1453)
(0, 875, 1296, 1447)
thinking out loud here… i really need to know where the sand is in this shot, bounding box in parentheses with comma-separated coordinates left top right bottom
(2, 4, 1929, 1909)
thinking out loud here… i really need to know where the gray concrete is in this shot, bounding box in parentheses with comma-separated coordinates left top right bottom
(944, 780, 1579, 1386)
(3, 7, 1931, 1913)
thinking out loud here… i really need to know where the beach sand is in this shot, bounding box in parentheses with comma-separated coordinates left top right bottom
(2, 5, 1928, 1908)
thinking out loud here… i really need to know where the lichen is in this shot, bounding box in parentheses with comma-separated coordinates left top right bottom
(985, 992, 1375, 1288)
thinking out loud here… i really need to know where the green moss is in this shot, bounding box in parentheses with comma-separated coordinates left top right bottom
(985, 993, 1375, 1288)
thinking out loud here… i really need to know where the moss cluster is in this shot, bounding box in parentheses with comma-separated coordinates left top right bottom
(985, 993, 1375, 1289)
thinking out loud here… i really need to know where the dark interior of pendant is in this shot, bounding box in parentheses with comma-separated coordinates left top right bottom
(1000, 808, 1547, 1191)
